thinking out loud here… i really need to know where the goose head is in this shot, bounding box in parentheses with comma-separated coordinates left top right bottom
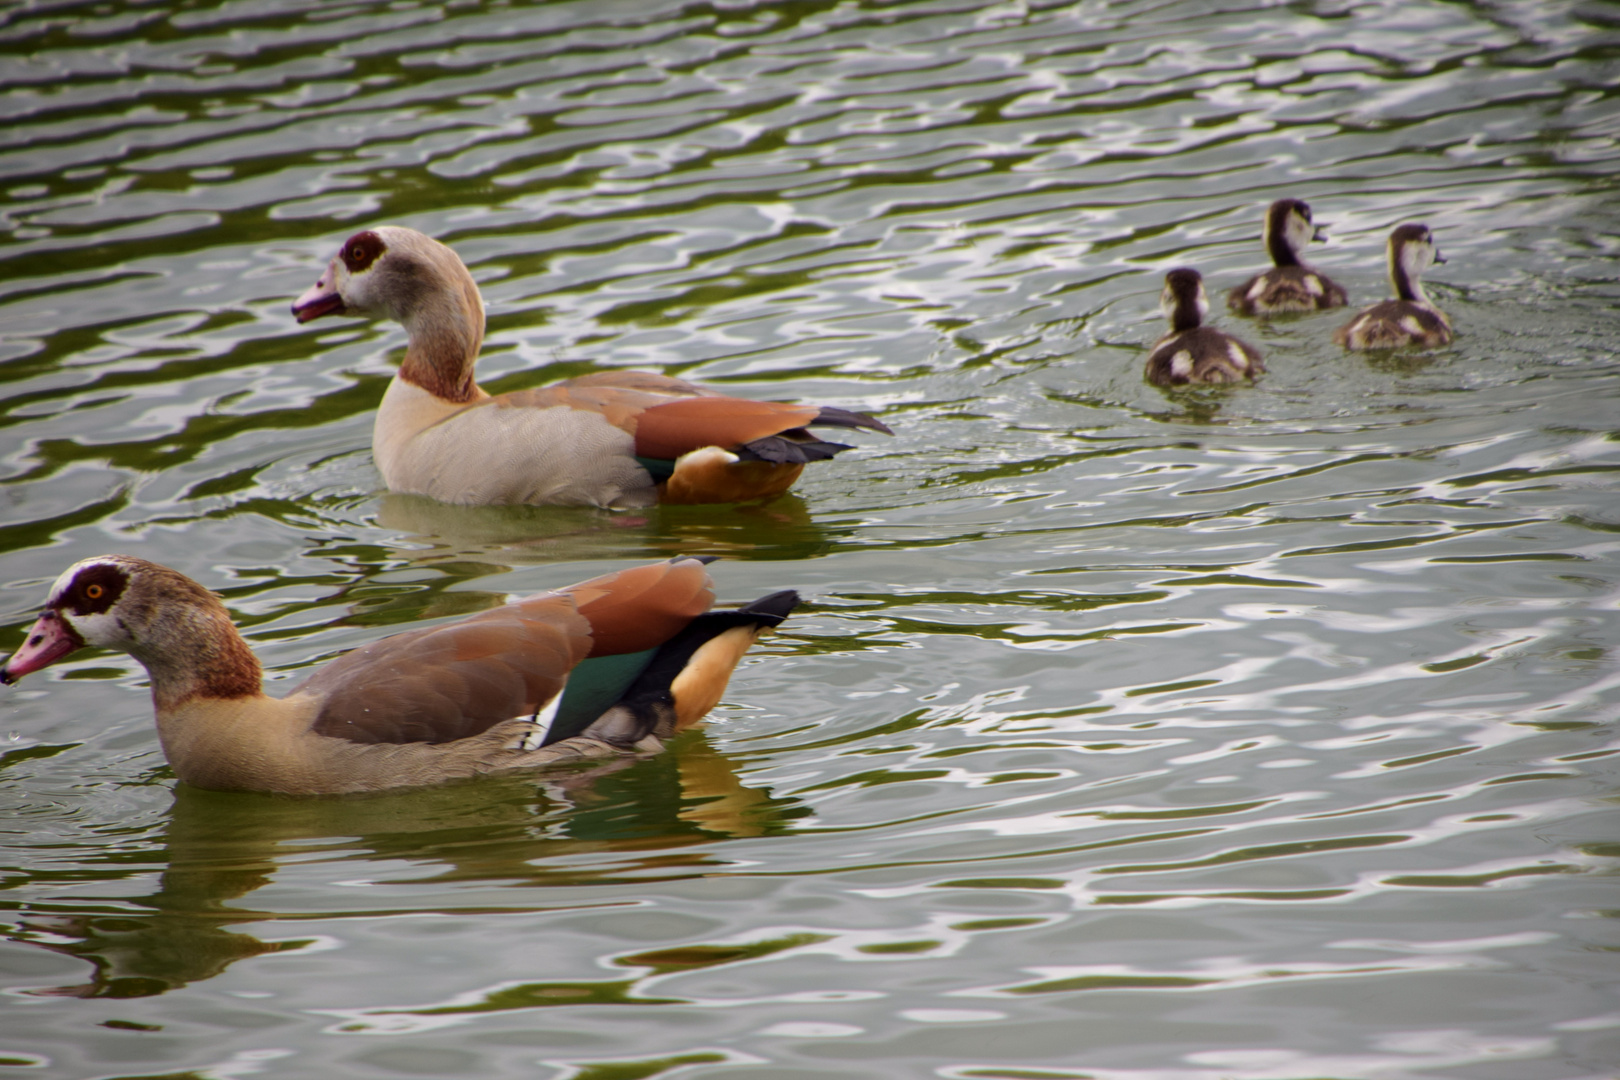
(292, 226, 487, 402)
(2, 556, 260, 709)
(1160, 267, 1209, 333)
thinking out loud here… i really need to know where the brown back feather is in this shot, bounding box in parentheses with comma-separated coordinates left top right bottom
(299, 596, 590, 745)
(489, 372, 881, 466)
(560, 371, 716, 396)
(493, 371, 714, 434)
(298, 559, 717, 745)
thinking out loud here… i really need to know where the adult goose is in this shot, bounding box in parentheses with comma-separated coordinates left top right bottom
(0, 555, 795, 795)
(1145, 268, 1265, 387)
(1334, 223, 1452, 350)
(292, 226, 890, 507)
(1227, 198, 1349, 316)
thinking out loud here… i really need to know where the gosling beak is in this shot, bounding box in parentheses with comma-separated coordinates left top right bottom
(1433, 250, 1447, 265)
(1313, 224, 1329, 242)
(0, 611, 84, 685)
(291, 264, 346, 324)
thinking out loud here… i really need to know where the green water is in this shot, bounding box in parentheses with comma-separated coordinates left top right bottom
(1, 1, 1617, 1077)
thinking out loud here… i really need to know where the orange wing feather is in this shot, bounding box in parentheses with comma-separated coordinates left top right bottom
(633, 397, 821, 460)
(565, 558, 716, 657)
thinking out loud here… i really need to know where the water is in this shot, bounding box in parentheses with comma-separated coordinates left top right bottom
(1, 1, 1617, 1077)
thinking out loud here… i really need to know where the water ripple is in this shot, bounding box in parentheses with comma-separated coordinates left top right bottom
(1, 1, 1618, 1077)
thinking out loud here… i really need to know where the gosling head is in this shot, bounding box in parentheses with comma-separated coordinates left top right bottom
(1264, 198, 1327, 267)
(1161, 267, 1209, 333)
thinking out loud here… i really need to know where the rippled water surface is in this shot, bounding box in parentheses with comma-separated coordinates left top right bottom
(2, 1, 1618, 1077)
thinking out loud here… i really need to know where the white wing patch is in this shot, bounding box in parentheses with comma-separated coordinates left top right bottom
(1247, 277, 1267, 301)
(1225, 341, 1248, 370)
(674, 445, 740, 470)
(1399, 315, 1425, 338)
(513, 681, 567, 751)
(1304, 274, 1323, 297)
(1170, 350, 1194, 379)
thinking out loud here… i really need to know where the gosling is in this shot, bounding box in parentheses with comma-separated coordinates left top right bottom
(1334, 223, 1451, 350)
(1228, 198, 1348, 316)
(1146, 268, 1265, 387)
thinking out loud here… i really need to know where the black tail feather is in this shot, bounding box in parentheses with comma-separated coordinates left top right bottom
(736, 434, 853, 464)
(811, 406, 892, 435)
(577, 590, 800, 748)
(736, 588, 799, 624)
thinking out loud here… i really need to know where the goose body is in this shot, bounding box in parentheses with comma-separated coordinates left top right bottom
(293, 227, 889, 508)
(1227, 198, 1348, 316)
(1335, 223, 1452, 350)
(1, 556, 795, 794)
(1146, 268, 1265, 387)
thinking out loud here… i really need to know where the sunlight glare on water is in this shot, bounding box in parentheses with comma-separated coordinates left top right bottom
(0, 1, 1617, 1078)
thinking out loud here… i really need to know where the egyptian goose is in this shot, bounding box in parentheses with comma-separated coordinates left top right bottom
(1145, 268, 1265, 387)
(1334, 223, 1452, 349)
(1227, 198, 1349, 316)
(0, 555, 796, 794)
(290, 226, 890, 507)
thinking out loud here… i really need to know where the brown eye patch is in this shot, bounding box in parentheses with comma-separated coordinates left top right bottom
(341, 230, 386, 274)
(65, 564, 127, 616)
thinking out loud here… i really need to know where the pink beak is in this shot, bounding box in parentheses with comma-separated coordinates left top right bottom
(291, 264, 346, 324)
(0, 611, 84, 685)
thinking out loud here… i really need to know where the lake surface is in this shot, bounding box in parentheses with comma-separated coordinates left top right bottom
(1, 1, 1617, 1077)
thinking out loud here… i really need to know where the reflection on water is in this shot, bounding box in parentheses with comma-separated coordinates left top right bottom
(374, 491, 839, 569)
(1, 0, 1618, 1077)
(13, 734, 801, 1000)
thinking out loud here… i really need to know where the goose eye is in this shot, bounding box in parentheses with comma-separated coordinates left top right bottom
(340, 230, 384, 273)
(86, 584, 103, 600)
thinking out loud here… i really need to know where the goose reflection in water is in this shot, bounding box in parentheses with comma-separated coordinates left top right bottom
(325, 491, 841, 647)
(14, 737, 804, 999)
(372, 490, 840, 571)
